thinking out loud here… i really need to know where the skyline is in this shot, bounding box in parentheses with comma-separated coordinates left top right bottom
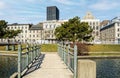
(0, 0, 120, 24)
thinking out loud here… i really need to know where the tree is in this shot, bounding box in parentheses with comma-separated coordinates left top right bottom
(0, 20, 8, 38)
(0, 20, 21, 40)
(54, 16, 93, 43)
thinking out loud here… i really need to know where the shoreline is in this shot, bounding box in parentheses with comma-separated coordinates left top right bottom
(0, 51, 18, 56)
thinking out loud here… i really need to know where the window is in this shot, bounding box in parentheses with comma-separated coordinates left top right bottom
(25, 30, 27, 33)
(118, 28, 120, 32)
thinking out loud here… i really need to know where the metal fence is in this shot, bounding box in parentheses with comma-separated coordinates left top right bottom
(58, 43, 77, 78)
(58, 43, 120, 78)
(18, 43, 41, 78)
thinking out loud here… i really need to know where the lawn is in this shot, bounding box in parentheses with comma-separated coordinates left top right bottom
(88, 44, 120, 52)
(41, 44, 57, 52)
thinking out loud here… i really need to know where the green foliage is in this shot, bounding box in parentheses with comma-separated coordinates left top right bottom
(55, 16, 93, 42)
(0, 20, 22, 38)
(0, 20, 8, 38)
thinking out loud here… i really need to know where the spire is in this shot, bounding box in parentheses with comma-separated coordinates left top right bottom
(83, 11, 95, 19)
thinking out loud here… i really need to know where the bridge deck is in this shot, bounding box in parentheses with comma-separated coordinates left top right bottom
(23, 53, 73, 78)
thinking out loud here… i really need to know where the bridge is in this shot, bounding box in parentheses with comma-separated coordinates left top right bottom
(10, 43, 120, 78)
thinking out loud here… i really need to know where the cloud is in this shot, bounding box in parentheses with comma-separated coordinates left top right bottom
(25, 0, 42, 3)
(52, 0, 79, 5)
(0, 1, 6, 9)
(89, 0, 119, 10)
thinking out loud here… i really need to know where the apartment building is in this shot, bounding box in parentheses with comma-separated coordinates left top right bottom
(7, 23, 43, 43)
(41, 20, 67, 44)
(100, 17, 120, 44)
(81, 12, 100, 43)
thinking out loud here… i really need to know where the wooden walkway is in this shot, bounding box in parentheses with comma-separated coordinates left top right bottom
(23, 53, 73, 78)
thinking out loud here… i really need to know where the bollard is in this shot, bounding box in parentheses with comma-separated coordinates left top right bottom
(6, 45, 9, 51)
(77, 60, 96, 78)
(18, 44, 22, 78)
(12, 45, 15, 51)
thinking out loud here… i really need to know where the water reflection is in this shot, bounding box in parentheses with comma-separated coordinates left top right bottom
(94, 59, 120, 78)
(0, 55, 17, 78)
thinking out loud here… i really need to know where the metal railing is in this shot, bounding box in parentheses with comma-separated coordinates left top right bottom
(58, 43, 120, 78)
(58, 43, 77, 78)
(18, 43, 41, 78)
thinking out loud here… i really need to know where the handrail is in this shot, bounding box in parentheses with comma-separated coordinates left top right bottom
(18, 43, 41, 78)
(58, 43, 77, 78)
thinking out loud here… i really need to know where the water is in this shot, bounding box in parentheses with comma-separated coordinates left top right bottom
(94, 59, 120, 78)
(0, 55, 17, 78)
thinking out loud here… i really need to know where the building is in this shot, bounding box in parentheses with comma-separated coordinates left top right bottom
(47, 6, 59, 20)
(81, 12, 100, 43)
(7, 23, 43, 43)
(41, 20, 67, 44)
(100, 20, 110, 28)
(100, 17, 120, 44)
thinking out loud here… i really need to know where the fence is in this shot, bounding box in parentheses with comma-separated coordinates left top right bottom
(58, 43, 120, 78)
(58, 43, 77, 78)
(18, 43, 41, 78)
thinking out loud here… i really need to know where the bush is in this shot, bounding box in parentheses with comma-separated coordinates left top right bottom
(70, 42, 89, 56)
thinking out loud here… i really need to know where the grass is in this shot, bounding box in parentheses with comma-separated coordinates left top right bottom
(88, 44, 120, 52)
(41, 44, 57, 52)
(1, 44, 120, 54)
(87, 44, 120, 56)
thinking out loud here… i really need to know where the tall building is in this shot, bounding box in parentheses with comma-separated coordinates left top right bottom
(47, 6, 59, 20)
(81, 12, 100, 43)
(100, 17, 120, 44)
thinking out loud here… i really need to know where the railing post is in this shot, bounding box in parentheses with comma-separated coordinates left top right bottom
(67, 44, 70, 68)
(12, 44, 15, 51)
(63, 45, 66, 62)
(74, 45, 77, 78)
(26, 44, 29, 67)
(18, 44, 22, 78)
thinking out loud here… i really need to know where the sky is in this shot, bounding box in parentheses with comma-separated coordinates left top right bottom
(0, 0, 120, 24)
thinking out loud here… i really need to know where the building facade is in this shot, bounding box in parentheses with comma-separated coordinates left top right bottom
(81, 12, 100, 43)
(7, 23, 43, 43)
(41, 20, 67, 44)
(100, 17, 120, 44)
(47, 6, 59, 20)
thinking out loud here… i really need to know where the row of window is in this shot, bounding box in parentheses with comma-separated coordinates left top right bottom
(8, 26, 28, 30)
(88, 22, 99, 26)
(45, 24, 57, 29)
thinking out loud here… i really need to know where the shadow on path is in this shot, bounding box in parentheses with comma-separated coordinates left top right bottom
(23, 54, 45, 77)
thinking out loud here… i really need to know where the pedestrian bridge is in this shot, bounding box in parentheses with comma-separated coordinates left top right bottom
(23, 53, 73, 78)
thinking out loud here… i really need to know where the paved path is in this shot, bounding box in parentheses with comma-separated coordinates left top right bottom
(23, 53, 73, 78)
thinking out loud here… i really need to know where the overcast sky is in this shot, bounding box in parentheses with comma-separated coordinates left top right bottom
(0, 0, 120, 24)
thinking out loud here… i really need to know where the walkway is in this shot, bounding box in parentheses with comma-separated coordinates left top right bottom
(23, 53, 73, 78)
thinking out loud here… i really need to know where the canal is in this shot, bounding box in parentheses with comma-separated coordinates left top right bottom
(0, 55, 120, 78)
(0, 55, 17, 78)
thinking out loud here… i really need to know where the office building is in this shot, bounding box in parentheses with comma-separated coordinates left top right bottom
(47, 6, 59, 20)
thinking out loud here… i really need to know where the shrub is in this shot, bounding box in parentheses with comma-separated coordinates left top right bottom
(70, 42, 89, 56)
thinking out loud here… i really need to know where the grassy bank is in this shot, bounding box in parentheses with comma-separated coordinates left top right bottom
(1, 44, 120, 53)
(88, 44, 120, 52)
(41, 44, 57, 52)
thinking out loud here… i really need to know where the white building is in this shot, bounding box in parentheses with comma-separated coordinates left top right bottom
(81, 12, 100, 43)
(100, 17, 120, 44)
(41, 20, 67, 44)
(7, 23, 43, 43)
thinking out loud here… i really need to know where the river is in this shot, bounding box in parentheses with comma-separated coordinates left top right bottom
(0, 55, 120, 78)
(0, 55, 17, 78)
